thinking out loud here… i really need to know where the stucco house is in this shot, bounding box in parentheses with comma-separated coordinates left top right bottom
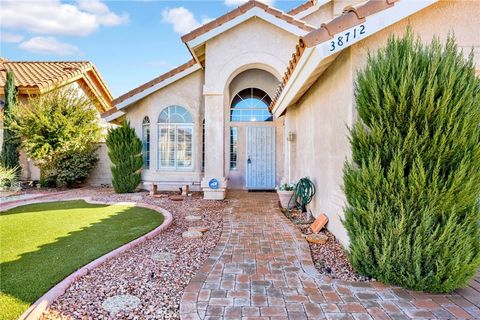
(0, 59, 113, 185)
(103, 0, 479, 245)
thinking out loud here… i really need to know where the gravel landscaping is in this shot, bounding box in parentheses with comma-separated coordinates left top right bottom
(283, 207, 371, 282)
(38, 188, 230, 320)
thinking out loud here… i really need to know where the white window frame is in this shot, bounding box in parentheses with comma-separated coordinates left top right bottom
(142, 116, 151, 169)
(157, 123, 194, 171)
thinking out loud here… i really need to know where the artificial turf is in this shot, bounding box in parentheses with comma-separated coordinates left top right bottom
(0, 200, 164, 320)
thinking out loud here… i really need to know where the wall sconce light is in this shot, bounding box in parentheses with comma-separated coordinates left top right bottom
(287, 131, 295, 141)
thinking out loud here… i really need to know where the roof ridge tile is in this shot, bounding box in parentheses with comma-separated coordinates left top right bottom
(181, 0, 315, 43)
(288, 0, 317, 16)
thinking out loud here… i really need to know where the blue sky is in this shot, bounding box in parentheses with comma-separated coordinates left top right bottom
(0, 0, 306, 97)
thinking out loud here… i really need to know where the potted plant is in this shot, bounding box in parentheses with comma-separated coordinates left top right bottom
(277, 182, 295, 209)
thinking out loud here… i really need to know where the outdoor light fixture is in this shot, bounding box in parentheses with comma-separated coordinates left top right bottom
(287, 131, 295, 141)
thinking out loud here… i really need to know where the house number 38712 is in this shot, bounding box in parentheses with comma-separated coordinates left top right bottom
(329, 24, 366, 52)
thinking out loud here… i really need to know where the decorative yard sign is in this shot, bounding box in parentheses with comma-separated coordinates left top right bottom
(209, 178, 219, 190)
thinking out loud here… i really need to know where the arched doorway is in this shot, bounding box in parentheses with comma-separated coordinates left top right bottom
(226, 69, 280, 190)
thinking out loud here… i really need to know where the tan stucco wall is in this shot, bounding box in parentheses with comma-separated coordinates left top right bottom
(285, 49, 354, 246)
(229, 68, 279, 99)
(351, 0, 480, 72)
(122, 69, 204, 190)
(285, 0, 480, 247)
(301, 2, 334, 26)
(85, 143, 112, 186)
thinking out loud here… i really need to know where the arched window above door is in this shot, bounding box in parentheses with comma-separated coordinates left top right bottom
(230, 88, 273, 122)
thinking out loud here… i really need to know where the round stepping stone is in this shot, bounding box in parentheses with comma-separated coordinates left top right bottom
(182, 230, 203, 239)
(188, 226, 209, 233)
(151, 252, 177, 262)
(101, 294, 140, 314)
(185, 215, 202, 222)
(306, 233, 329, 244)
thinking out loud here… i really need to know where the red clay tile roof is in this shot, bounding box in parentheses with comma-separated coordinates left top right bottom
(0, 59, 113, 111)
(181, 0, 316, 43)
(112, 59, 197, 107)
(270, 0, 398, 110)
(288, 0, 317, 16)
(0, 60, 92, 92)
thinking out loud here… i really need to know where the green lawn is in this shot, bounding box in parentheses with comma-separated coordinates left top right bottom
(0, 200, 164, 320)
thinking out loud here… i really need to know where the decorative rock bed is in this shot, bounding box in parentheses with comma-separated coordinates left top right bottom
(150, 252, 177, 262)
(184, 215, 202, 222)
(11, 196, 172, 320)
(38, 188, 229, 320)
(283, 207, 371, 282)
(305, 233, 329, 244)
(101, 294, 140, 315)
(188, 226, 209, 233)
(181, 230, 203, 239)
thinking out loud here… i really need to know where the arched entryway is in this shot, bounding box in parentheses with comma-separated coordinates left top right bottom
(225, 68, 281, 190)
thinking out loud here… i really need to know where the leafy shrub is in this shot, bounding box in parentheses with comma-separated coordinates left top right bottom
(106, 121, 143, 193)
(9, 86, 101, 187)
(40, 148, 99, 187)
(343, 31, 480, 293)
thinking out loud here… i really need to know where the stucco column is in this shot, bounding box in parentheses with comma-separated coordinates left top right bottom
(201, 92, 227, 200)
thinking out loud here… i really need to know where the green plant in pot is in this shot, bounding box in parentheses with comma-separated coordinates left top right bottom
(276, 182, 295, 209)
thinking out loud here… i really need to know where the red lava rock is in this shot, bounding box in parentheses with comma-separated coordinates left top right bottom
(39, 187, 228, 320)
(286, 208, 371, 282)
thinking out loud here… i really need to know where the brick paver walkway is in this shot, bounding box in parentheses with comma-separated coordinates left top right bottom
(180, 191, 480, 319)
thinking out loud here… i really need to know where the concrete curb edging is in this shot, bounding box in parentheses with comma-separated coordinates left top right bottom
(9, 197, 173, 320)
(1, 191, 69, 211)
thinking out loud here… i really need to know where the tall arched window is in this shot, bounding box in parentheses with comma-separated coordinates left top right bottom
(158, 106, 194, 170)
(230, 88, 273, 122)
(142, 116, 150, 169)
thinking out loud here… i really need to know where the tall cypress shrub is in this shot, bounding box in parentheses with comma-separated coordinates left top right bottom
(1, 71, 20, 170)
(106, 121, 143, 193)
(343, 31, 480, 293)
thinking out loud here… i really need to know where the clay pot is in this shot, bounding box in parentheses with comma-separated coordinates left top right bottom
(277, 190, 294, 209)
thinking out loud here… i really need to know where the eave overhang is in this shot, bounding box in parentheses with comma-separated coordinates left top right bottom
(271, 0, 438, 118)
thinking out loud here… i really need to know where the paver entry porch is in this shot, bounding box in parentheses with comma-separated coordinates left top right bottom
(180, 191, 480, 319)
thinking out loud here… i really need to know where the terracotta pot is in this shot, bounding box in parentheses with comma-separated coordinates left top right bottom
(277, 190, 294, 209)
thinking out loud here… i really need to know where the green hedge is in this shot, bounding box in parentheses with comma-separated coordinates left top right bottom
(343, 30, 480, 293)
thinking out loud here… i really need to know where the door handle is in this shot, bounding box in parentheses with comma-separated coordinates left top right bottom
(247, 156, 251, 164)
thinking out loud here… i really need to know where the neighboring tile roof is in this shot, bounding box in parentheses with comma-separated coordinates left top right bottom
(181, 0, 316, 43)
(0, 60, 92, 92)
(270, 0, 398, 110)
(112, 59, 197, 106)
(0, 59, 113, 111)
(288, 0, 317, 16)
